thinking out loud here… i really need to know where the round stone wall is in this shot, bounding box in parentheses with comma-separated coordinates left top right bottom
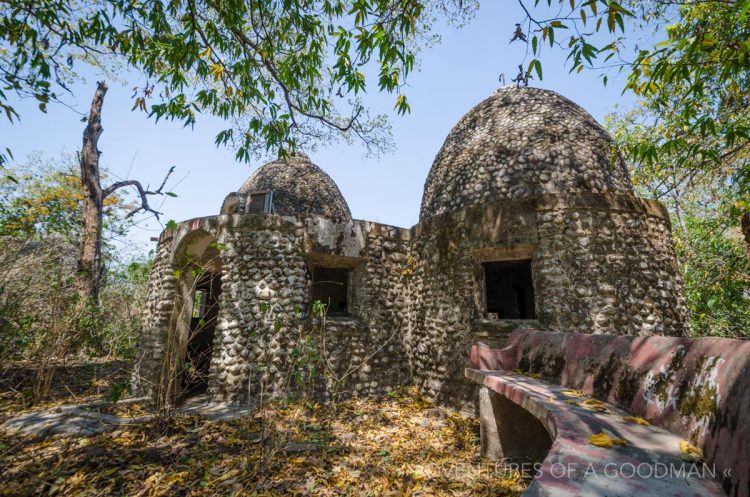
(406, 193, 688, 410)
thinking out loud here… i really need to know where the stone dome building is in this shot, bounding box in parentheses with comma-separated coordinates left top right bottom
(133, 86, 688, 410)
(235, 153, 352, 219)
(420, 87, 632, 218)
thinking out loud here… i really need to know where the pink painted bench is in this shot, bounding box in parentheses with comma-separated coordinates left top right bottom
(466, 329, 750, 496)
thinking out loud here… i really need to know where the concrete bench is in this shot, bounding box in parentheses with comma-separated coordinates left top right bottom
(467, 368, 726, 496)
(466, 328, 750, 496)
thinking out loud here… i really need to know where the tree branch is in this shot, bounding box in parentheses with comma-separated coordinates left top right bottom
(103, 166, 175, 219)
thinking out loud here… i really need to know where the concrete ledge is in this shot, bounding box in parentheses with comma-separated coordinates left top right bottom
(471, 329, 750, 497)
(466, 368, 726, 497)
(412, 192, 670, 238)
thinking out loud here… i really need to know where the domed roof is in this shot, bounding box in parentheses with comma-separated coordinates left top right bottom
(419, 86, 633, 220)
(239, 153, 351, 219)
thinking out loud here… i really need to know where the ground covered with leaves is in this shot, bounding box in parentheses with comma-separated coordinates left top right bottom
(0, 365, 526, 497)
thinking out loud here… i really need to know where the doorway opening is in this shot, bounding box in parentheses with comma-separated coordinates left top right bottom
(183, 272, 221, 396)
(167, 230, 223, 402)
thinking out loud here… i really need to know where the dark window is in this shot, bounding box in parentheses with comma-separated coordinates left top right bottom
(484, 260, 535, 319)
(246, 190, 274, 214)
(311, 267, 349, 316)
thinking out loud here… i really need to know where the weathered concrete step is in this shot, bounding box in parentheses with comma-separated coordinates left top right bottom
(2, 395, 254, 437)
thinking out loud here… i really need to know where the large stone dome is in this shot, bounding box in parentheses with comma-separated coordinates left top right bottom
(419, 86, 633, 220)
(239, 153, 351, 219)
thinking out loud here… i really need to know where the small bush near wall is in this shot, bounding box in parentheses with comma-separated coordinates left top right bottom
(97, 257, 153, 359)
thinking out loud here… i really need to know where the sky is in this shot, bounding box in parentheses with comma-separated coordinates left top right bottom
(1, 2, 638, 256)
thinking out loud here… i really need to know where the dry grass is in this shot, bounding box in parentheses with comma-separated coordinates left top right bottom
(0, 359, 130, 421)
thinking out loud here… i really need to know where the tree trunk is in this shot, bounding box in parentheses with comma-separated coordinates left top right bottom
(742, 211, 750, 258)
(75, 81, 107, 313)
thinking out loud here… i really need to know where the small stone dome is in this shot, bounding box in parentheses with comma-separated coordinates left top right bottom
(419, 86, 633, 220)
(239, 153, 352, 219)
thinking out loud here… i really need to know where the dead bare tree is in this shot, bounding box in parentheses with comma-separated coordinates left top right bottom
(75, 81, 174, 340)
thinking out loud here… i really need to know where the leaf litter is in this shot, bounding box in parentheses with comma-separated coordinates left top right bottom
(0, 387, 527, 496)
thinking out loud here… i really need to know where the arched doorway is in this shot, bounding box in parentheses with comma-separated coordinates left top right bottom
(165, 230, 223, 401)
(184, 269, 221, 395)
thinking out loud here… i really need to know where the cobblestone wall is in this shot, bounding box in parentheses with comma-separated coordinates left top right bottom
(533, 194, 688, 336)
(131, 230, 177, 397)
(133, 215, 413, 403)
(206, 216, 308, 402)
(301, 219, 412, 400)
(134, 192, 687, 408)
(406, 193, 688, 411)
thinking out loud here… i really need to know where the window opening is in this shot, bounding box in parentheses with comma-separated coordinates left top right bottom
(311, 266, 349, 316)
(484, 260, 535, 319)
(246, 190, 274, 214)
